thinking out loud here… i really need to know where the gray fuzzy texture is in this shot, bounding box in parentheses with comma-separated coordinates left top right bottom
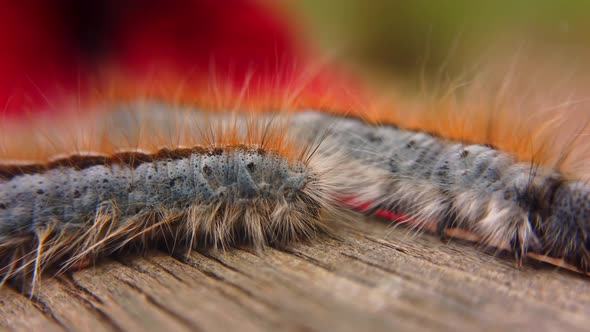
(291, 110, 590, 270)
(0, 148, 308, 241)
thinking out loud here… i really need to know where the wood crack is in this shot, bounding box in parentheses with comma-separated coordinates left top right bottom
(113, 275, 202, 331)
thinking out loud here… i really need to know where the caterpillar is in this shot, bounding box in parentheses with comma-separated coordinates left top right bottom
(0, 106, 370, 286)
(1, 0, 590, 290)
(293, 110, 590, 272)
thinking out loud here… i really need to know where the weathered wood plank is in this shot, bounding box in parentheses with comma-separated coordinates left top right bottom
(0, 287, 63, 332)
(1, 216, 590, 332)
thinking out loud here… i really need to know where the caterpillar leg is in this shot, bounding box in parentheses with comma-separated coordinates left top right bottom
(537, 181, 590, 271)
(65, 255, 93, 272)
(435, 211, 460, 243)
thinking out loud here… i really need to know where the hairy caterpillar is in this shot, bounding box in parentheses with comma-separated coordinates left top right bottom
(1, 0, 590, 291)
(0, 106, 384, 288)
(293, 111, 590, 273)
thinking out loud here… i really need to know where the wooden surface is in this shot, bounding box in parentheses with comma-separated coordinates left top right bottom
(1, 216, 590, 332)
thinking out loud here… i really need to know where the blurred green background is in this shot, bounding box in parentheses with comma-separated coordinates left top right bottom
(288, 0, 590, 84)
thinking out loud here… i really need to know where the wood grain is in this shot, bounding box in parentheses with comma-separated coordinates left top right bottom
(1, 216, 589, 332)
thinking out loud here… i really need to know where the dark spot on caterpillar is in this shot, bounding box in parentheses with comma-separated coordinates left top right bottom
(73, 190, 81, 198)
(504, 190, 513, 200)
(406, 140, 415, 149)
(102, 179, 109, 183)
(203, 165, 213, 176)
(169, 178, 176, 187)
(36, 189, 45, 195)
(460, 150, 469, 158)
(209, 148, 225, 156)
(388, 157, 400, 173)
(247, 162, 256, 172)
(0, 203, 6, 209)
(367, 132, 383, 143)
(148, 175, 152, 180)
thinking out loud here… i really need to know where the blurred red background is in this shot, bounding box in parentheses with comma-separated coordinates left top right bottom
(0, 0, 362, 116)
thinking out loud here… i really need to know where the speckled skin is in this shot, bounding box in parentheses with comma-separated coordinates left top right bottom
(291, 111, 590, 270)
(0, 148, 309, 242)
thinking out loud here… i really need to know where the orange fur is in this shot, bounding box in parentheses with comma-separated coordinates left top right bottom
(4, 70, 588, 180)
(0, 104, 304, 164)
(3, 54, 589, 183)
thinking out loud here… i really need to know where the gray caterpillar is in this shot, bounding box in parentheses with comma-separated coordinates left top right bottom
(291, 111, 590, 272)
(0, 145, 332, 284)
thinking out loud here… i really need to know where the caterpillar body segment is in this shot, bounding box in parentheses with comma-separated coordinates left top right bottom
(290, 111, 590, 272)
